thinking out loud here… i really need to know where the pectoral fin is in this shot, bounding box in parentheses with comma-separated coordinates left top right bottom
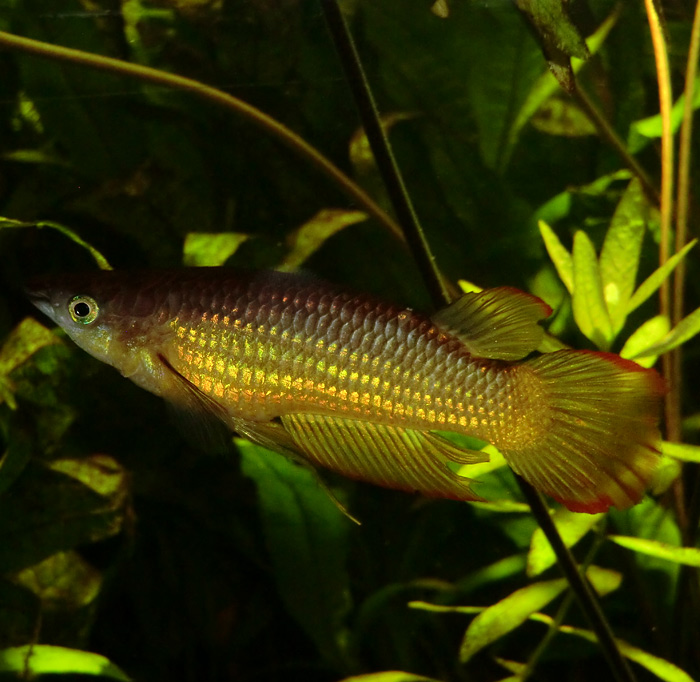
(432, 287, 552, 360)
(280, 414, 488, 501)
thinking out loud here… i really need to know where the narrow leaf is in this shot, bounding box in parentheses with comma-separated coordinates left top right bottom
(0, 217, 111, 270)
(0, 645, 130, 680)
(279, 209, 367, 271)
(662, 441, 700, 463)
(619, 315, 670, 368)
(609, 535, 700, 567)
(630, 305, 700, 359)
(183, 232, 249, 267)
(338, 673, 443, 682)
(538, 220, 573, 294)
(459, 578, 568, 662)
(527, 508, 603, 577)
(530, 614, 695, 682)
(599, 179, 648, 333)
(626, 240, 696, 315)
(572, 230, 613, 349)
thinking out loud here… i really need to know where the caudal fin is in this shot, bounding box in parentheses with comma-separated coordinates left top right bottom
(501, 350, 665, 513)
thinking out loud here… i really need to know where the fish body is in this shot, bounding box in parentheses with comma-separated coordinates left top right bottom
(28, 269, 665, 513)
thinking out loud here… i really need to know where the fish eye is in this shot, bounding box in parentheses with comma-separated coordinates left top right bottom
(68, 295, 99, 325)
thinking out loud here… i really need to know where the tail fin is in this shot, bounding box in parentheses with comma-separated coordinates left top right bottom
(501, 350, 665, 513)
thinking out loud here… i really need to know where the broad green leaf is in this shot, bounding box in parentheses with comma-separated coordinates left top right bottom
(278, 209, 367, 271)
(630, 304, 700, 359)
(572, 230, 613, 350)
(0, 217, 112, 270)
(530, 97, 597, 136)
(662, 441, 700, 462)
(530, 614, 695, 682)
(609, 535, 700, 567)
(183, 232, 250, 266)
(0, 645, 130, 680)
(0, 318, 60, 409)
(49, 454, 127, 499)
(338, 672, 443, 682)
(599, 179, 647, 333)
(12, 550, 102, 608)
(459, 566, 618, 662)
(620, 315, 670, 368)
(510, 10, 617, 158)
(0, 460, 127, 573)
(527, 508, 603, 577)
(538, 220, 573, 294)
(626, 240, 696, 315)
(237, 440, 353, 667)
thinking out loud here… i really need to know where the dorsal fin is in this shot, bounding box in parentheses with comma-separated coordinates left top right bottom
(432, 287, 552, 361)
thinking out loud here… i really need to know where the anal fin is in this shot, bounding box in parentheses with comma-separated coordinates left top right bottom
(280, 414, 488, 502)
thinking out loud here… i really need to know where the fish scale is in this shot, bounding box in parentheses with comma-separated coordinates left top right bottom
(28, 268, 665, 513)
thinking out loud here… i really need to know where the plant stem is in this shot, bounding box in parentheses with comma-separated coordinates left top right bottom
(0, 29, 404, 244)
(318, 0, 455, 307)
(320, 3, 636, 681)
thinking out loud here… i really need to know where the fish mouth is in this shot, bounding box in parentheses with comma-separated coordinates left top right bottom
(24, 278, 59, 320)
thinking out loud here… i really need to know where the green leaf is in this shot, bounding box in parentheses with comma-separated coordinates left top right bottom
(529, 614, 695, 682)
(620, 315, 670, 368)
(530, 97, 597, 137)
(0, 217, 112, 270)
(599, 179, 648, 334)
(630, 304, 700, 359)
(572, 230, 613, 350)
(278, 209, 367, 271)
(459, 579, 566, 662)
(12, 550, 102, 609)
(337, 673, 444, 682)
(538, 220, 573, 294)
(459, 566, 618, 662)
(609, 535, 700, 567)
(0, 645, 131, 680)
(182, 232, 250, 266)
(662, 441, 700, 463)
(527, 508, 603, 577)
(626, 240, 697, 316)
(237, 440, 353, 668)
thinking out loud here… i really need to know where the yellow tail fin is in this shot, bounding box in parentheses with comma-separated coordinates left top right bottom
(501, 350, 665, 513)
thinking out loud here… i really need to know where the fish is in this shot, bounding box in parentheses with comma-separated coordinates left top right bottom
(26, 268, 665, 513)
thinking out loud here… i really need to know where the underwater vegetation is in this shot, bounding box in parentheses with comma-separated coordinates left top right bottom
(1, 1, 700, 681)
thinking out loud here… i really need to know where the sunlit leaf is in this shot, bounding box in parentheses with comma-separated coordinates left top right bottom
(620, 315, 670, 368)
(572, 230, 612, 349)
(183, 232, 250, 266)
(527, 508, 603, 577)
(538, 220, 573, 294)
(237, 439, 353, 667)
(11, 550, 102, 609)
(0, 645, 131, 680)
(0, 318, 60, 409)
(599, 179, 648, 334)
(609, 535, 700, 567)
(338, 672, 443, 682)
(458, 566, 617, 663)
(628, 73, 700, 154)
(629, 304, 700, 359)
(662, 441, 700, 463)
(278, 209, 367, 271)
(626, 240, 696, 315)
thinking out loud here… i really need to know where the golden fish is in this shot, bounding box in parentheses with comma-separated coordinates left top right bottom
(28, 269, 665, 513)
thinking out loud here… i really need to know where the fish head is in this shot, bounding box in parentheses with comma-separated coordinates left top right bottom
(26, 271, 170, 392)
